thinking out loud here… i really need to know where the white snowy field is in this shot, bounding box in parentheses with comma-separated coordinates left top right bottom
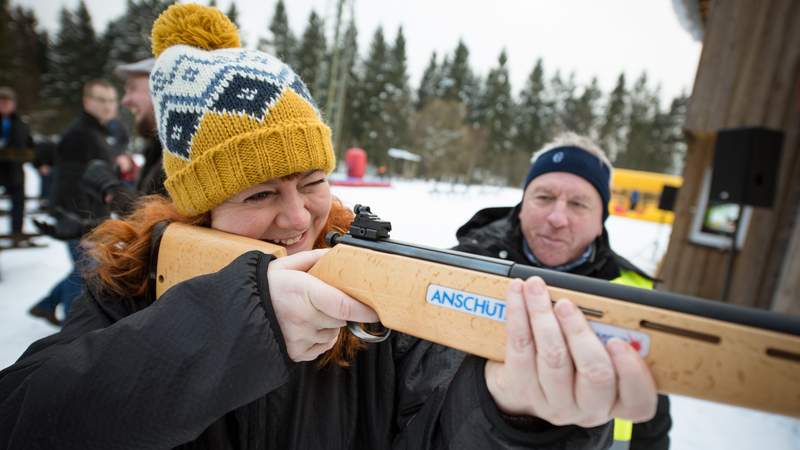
(1, 171, 799, 449)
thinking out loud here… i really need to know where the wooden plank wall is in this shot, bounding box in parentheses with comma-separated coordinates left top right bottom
(659, 0, 800, 311)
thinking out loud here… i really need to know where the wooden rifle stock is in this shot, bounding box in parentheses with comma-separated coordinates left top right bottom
(154, 221, 800, 418)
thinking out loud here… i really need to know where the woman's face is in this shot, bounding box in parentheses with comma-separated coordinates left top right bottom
(210, 170, 332, 255)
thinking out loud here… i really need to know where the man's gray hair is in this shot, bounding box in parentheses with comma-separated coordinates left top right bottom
(530, 132, 614, 180)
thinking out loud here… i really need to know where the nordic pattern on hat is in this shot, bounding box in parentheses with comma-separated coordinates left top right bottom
(151, 47, 317, 160)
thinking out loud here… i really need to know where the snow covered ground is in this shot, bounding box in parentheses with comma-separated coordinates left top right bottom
(1, 171, 798, 449)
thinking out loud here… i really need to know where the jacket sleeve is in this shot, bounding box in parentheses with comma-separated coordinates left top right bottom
(0, 251, 294, 450)
(391, 335, 612, 450)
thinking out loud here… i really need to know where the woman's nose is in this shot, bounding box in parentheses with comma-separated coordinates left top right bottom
(277, 191, 311, 231)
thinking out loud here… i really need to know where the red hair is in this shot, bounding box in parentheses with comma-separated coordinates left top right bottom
(86, 194, 364, 366)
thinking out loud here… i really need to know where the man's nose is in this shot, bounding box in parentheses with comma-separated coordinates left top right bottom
(546, 201, 569, 228)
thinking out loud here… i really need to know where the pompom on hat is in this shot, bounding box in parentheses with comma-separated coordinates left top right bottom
(149, 3, 335, 216)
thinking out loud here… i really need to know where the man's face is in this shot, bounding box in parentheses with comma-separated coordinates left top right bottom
(0, 97, 16, 116)
(121, 75, 156, 137)
(83, 85, 118, 125)
(519, 172, 604, 267)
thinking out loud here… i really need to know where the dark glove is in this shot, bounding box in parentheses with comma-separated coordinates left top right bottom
(83, 159, 122, 202)
(33, 208, 90, 240)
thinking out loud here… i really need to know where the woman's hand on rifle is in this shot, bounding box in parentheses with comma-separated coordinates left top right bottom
(267, 249, 379, 362)
(485, 276, 657, 427)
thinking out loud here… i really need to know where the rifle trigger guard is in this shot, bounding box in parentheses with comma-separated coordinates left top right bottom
(348, 321, 391, 343)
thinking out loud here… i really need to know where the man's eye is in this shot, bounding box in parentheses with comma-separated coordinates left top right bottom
(245, 191, 275, 202)
(535, 195, 554, 202)
(569, 201, 587, 209)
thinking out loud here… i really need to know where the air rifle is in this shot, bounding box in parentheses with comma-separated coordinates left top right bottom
(152, 205, 800, 418)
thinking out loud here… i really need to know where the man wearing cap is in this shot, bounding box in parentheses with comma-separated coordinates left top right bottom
(112, 57, 166, 197)
(453, 132, 671, 450)
(0, 87, 34, 243)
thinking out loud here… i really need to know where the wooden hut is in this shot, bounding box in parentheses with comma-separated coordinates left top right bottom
(659, 1, 800, 314)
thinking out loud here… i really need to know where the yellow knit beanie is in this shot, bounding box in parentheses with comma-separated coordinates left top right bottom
(149, 3, 335, 216)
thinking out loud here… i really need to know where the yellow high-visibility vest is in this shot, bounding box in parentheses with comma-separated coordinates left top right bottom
(609, 270, 654, 449)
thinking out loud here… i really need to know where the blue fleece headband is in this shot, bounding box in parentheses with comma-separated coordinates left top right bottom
(523, 146, 611, 220)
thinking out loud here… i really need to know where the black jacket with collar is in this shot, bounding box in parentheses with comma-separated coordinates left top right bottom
(452, 205, 671, 450)
(51, 111, 115, 220)
(0, 251, 613, 449)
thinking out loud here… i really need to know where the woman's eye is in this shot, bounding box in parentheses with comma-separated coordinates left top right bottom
(302, 178, 326, 189)
(244, 191, 275, 202)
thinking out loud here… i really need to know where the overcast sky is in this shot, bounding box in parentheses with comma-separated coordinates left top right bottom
(17, 0, 702, 101)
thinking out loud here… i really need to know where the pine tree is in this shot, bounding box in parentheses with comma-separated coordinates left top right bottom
(616, 72, 674, 172)
(295, 10, 327, 101)
(4, 5, 48, 113)
(44, 1, 105, 117)
(662, 93, 689, 174)
(332, 19, 360, 155)
(103, 0, 171, 76)
(416, 52, 440, 111)
(598, 73, 628, 160)
(569, 77, 602, 137)
(440, 39, 474, 105)
(0, 0, 13, 87)
(515, 58, 550, 155)
(262, 0, 296, 66)
(358, 26, 392, 166)
(384, 26, 412, 149)
(548, 70, 577, 135)
(479, 49, 514, 155)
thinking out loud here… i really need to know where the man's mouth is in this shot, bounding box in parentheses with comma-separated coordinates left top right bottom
(539, 235, 564, 245)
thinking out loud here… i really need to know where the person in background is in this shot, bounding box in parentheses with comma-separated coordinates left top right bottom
(0, 5, 657, 449)
(28, 80, 118, 326)
(0, 86, 34, 245)
(453, 132, 671, 450)
(77, 57, 167, 218)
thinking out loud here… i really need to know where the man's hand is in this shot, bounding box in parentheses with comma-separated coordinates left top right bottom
(32, 208, 88, 240)
(485, 277, 657, 427)
(267, 249, 379, 362)
(82, 159, 122, 202)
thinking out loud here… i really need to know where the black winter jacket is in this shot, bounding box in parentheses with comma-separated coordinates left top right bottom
(51, 111, 114, 220)
(0, 113, 34, 186)
(0, 251, 613, 450)
(452, 205, 672, 450)
(137, 136, 166, 197)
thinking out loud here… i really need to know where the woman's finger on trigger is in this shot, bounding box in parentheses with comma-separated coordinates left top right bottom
(307, 277, 379, 323)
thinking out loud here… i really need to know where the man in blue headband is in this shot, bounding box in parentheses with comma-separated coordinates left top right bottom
(454, 132, 671, 450)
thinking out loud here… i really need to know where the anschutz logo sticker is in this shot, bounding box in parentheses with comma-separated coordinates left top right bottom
(426, 284, 507, 321)
(426, 284, 650, 356)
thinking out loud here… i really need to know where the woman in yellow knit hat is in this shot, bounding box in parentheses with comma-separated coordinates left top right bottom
(0, 4, 657, 449)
